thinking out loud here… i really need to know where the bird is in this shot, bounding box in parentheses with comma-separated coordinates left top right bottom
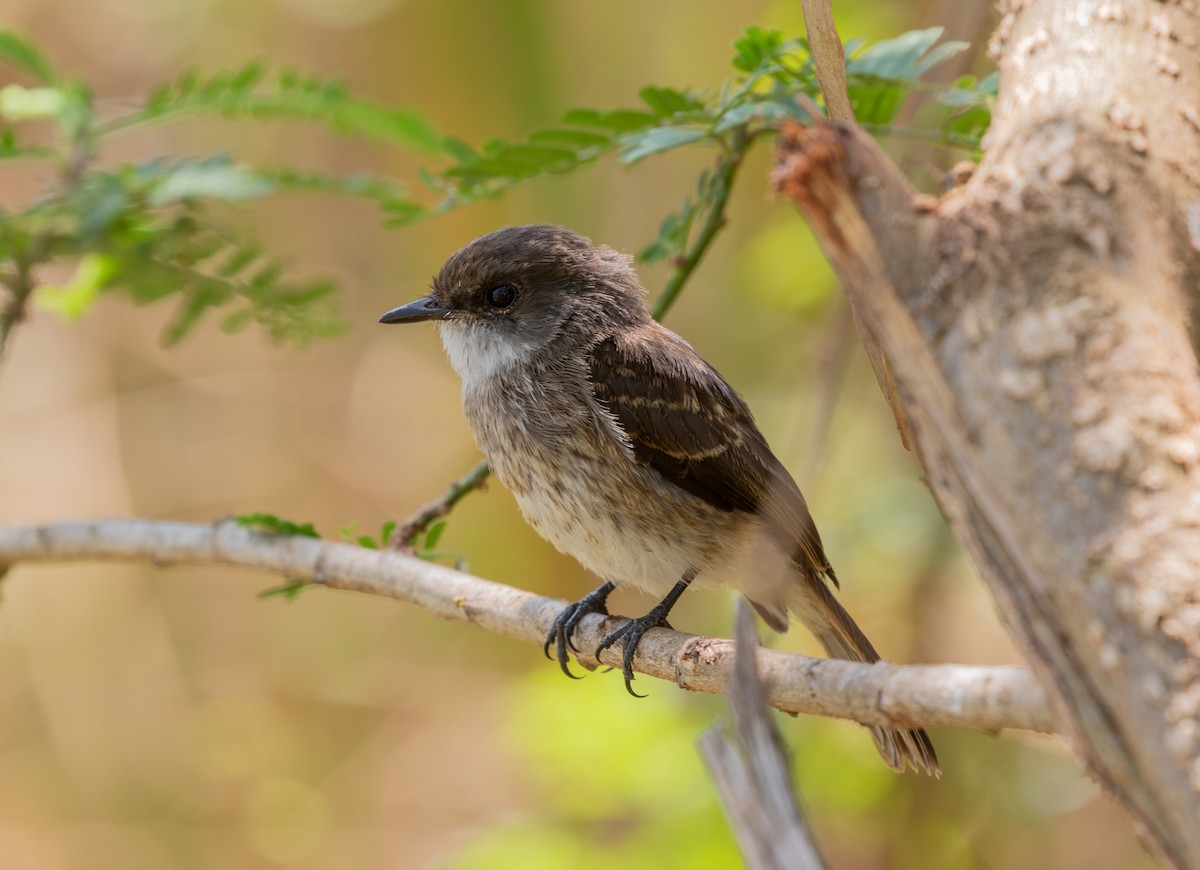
(380, 224, 939, 776)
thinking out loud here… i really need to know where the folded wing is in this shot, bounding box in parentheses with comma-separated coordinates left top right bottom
(589, 329, 834, 585)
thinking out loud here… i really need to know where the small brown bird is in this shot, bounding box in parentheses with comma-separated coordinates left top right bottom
(381, 224, 938, 776)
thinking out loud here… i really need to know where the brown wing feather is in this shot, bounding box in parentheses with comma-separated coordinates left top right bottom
(590, 329, 834, 583)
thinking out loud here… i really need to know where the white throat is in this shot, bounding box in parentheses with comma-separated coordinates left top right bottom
(438, 321, 532, 384)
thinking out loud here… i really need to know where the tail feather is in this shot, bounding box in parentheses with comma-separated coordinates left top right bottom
(788, 578, 941, 778)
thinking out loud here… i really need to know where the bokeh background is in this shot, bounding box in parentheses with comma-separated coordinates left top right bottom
(0, 0, 1157, 868)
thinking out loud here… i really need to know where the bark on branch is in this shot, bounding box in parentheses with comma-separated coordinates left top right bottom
(771, 1, 1200, 863)
(0, 517, 1053, 735)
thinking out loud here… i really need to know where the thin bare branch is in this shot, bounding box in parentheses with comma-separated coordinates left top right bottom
(798, 297, 856, 487)
(800, 0, 854, 123)
(700, 602, 826, 870)
(0, 517, 1055, 736)
(0, 255, 36, 363)
(797, 0, 913, 452)
(392, 459, 490, 547)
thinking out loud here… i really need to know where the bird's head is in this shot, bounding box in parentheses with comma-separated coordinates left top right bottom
(380, 225, 649, 381)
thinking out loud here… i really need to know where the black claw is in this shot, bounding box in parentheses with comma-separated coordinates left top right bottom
(544, 581, 615, 678)
(593, 574, 694, 697)
(595, 611, 671, 697)
(555, 625, 582, 679)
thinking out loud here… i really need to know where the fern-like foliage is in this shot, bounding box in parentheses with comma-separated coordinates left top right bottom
(99, 63, 439, 151)
(3, 151, 341, 345)
(0, 24, 995, 352)
(0, 31, 56, 84)
(0, 41, 440, 347)
(398, 25, 992, 240)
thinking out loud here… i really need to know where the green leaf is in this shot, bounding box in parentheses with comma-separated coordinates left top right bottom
(561, 107, 657, 134)
(617, 126, 708, 165)
(638, 210, 686, 264)
(146, 158, 275, 206)
(218, 308, 254, 334)
(0, 31, 57, 84)
(714, 98, 810, 133)
(162, 281, 230, 344)
(441, 136, 479, 164)
(380, 520, 397, 546)
(234, 512, 321, 538)
(938, 71, 999, 108)
(381, 199, 426, 227)
(107, 65, 441, 151)
(216, 245, 261, 279)
(265, 168, 415, 212)
(0, 85, 65, 121)
(36, 253, 118, 319)
(846, 28, 969, 127)
(423, 519, 447, 551)
(528, 127, 610, 148)
(847, 27, 963, 80)
(0, 127, 54, 161)
(75, 206, 346, 347)
(638, 86, 705, 118)
(54, 80, 93, 143)
(257, 579, 310, 602)
(473, 141, 578, 174)
(731, 26, 784, 74)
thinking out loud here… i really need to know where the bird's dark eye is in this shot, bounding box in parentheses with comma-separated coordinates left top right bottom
(484, 283, 517, 310)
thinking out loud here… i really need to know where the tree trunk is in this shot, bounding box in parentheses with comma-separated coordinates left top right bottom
(775, 1, 1200, 866)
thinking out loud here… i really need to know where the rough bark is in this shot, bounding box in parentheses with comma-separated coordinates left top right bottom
(773, 1, 1200, 866)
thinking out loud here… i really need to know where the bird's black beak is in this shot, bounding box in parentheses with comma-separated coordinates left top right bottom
(379, 296, 455, 324)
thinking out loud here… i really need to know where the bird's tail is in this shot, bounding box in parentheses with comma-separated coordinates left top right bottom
(787, 578, 941, 777)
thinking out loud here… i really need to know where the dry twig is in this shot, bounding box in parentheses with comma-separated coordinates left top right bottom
(700, 602, 826, 870)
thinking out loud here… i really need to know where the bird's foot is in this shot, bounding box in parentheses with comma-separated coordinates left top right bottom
(594, 604, 675, 698)
(543, 580, 615, 679)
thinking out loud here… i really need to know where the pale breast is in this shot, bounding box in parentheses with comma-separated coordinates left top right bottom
(461, 370, 727, 596)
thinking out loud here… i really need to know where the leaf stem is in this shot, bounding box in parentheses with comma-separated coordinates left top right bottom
(0, 254, 35, 363)
(652, 128, 750, 320)
(392, 459, 492, 548)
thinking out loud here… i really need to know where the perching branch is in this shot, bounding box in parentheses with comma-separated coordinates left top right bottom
(0, 517, 1055, 736)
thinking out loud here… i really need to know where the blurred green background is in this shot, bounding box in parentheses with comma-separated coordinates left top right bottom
(0, 0, 1154, 868)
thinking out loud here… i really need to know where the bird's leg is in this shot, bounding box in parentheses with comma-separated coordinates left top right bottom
(596, 570, 695, 697)
(544, 580, 616, 678)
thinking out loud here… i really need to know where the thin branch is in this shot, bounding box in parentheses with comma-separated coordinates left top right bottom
(391, 459, 491, 547)
(651, 130, 747, 320)
(800, 0, 854, 123)
(0, 254, 36, 363)
(700, 602, 826, 870)
(0, 517, 1056, 735)
(798, 296, 856, 487)
(797, 2, 913, 453)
